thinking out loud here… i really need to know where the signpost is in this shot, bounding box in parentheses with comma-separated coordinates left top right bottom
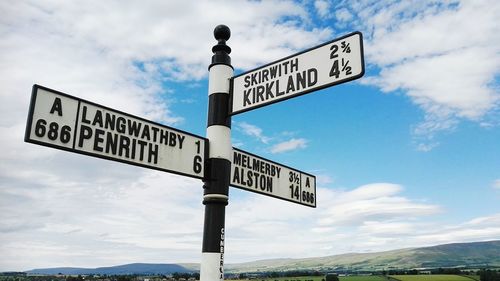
(24, 25, 364, 281)
(231, 148, 316, 207)
(25, 85, 207, 179)
(230, 31, 364, 115)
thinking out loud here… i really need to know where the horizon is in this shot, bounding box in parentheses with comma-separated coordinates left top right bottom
(8, 239, 500, 272)
(15, 240, 500, 272)
(1, 0, 499, 272)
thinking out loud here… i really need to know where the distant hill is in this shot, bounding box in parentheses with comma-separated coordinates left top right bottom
(24, 240, 500, 275)
(225, 240, 500, 273)
(26, 263, 196, 275)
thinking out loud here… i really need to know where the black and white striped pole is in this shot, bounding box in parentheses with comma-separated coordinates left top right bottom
(201, 25, 233, 281)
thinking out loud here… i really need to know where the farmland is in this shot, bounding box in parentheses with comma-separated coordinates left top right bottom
(228, 275, 479, 281)
(343, 276, 388, 281)
(228, 275, 386, 281)
(389, 275, 479, 281)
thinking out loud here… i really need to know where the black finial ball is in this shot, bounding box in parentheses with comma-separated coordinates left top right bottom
(214, 25, 230, 41)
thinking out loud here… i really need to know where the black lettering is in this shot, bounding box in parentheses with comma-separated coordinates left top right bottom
(233, 151, 242, 166)
(296, 70, 307, 90)
(269, 65, 279, 79)
(119, 136, 130, 158)
(276, 80, 285, 96)
(262, 69, 269, 82)
(127, 119, 141, 137)
(131, 138, 137, 159)
(242, 154, 249, 169)
(286, 75, 295, 93)
(160, 129, 168, 145)
(232, 167, 241, 184)
(137, 140, 147, 161)
(267, 176, 273, 192)
(178, 134, 185, 149)
(105, 132, 118, 154)
(243, 88, 252, 106)
(282, 61, 290, 74)
(193, 155, 202, 173)
(92, 110, 103, 127)
(246, 171, 253, 187)
(151, 126, 159, 142)
(308, 68, 318, 86)
(104, 112, 115, 131)
(93, 128, 105, 152)
(141, 124, 150, 141)
(306, 177, 311, 187)
(78, 125, 92, 147)
(252, 158, 260, 172)
(81, 106, 91, 124)
(244, 75, 250, 88)
(251, 72, 258, 85)
(290, 58, 298, 73)
(50, 97, 63, 116)
(260, 176, 267, 191)
(265, 81, 274, 100)
(148, 143, 158, 164)
(256, 85, 265, 102)
(116, 117, 126, 133)
(169, 132, 176, 147)
(253, 173, 260, 189)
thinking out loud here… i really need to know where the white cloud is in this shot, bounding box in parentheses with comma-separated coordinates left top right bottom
(226, 184, 500, 261)
(349, 0, 500, 149)
(317, 183, 440, 226)
(270, 138, 308, 154)
(316, 174, 334, 185)
(359, 221, 416, 236)
(409, 214, 500, 245)
(415, 141, 440, 152)
(368, 47, 499, 120)
(0, 169, 204, 269)
(235, 122, 271, 144)
(335, 8, 354, 22)
(314, 0, 330, 19)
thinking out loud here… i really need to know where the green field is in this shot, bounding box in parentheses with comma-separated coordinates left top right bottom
(340, 276, 387, 281)
(226, 277, 324, 281)
(228, 275, 480, 281)
(228, 275, 386, 281)
(389, 275, 476, 281)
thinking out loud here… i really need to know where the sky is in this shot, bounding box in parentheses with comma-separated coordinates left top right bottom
(0, 0, 499, 272)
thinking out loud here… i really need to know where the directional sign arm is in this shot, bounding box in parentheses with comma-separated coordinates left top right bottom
(25, 84, 207, 179)
(230, 31, 364, 115)
(230, 148, 316, 207)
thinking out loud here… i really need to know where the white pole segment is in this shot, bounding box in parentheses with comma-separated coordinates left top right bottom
(206, 125, 232, 160)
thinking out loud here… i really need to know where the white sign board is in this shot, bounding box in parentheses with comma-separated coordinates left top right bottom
(231, 31, 364, 115)
(230, 148, 316, 207)
(25, 85, 207, 179)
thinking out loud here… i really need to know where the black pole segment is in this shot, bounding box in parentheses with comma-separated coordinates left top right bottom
(207, 93, 231, 127)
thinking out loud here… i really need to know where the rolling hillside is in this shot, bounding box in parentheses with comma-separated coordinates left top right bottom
(225, 240, 500, 273)
(25, 263, 196, 276)
(24, 240, 500, 275)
